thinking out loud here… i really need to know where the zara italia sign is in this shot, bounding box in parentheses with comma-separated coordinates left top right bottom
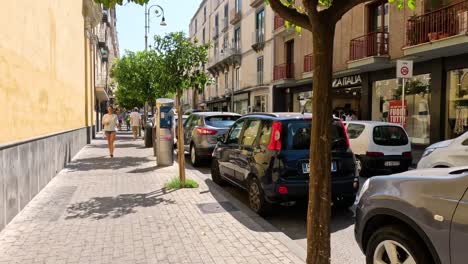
(332, 75, 362, 88)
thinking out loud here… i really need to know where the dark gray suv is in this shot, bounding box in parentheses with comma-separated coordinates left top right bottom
(355, 166, 468, 264)
(183, 112, 240, 166)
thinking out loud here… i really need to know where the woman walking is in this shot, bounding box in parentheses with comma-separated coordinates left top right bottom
(102, 105, 118, 158)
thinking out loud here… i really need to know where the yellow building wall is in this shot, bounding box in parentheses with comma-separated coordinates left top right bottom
(0, 0, 88, 144)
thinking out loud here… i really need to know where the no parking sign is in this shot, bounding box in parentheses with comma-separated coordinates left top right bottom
(397, 60, 413, 78)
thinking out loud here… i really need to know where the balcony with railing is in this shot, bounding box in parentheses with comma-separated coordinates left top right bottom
(251, 30, 265, 52)
(274, 14, 285, 31)
(303, 54, 314, 73)
(350, 32, 389, 61)
(207, 44, 242, 75)
(404, 0, 468, 56)
(347, 32, 390, 70)
(230, 8, 242, 25)
(222, 18, 229, 32)
(273, 63, 294, 81)
(95, 73, 110, 101)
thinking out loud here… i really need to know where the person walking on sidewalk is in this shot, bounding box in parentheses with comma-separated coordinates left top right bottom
(130, 107, 142, 140)
(102, 105, 118, 158)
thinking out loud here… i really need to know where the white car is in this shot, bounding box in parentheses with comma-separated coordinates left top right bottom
(417, 131, 468, 169)
(344, 121, 412, 177)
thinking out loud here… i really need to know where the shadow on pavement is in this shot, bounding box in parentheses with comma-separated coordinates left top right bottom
(128, 166, 159, 174)
(89, 143, 144, 149)
(65, 188, 176, 220)
(66, 156, 152, 171)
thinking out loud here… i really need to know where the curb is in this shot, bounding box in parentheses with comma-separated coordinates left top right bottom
(186, 165, 307, 264)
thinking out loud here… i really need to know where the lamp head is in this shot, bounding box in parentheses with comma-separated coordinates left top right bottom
(160, 17, 167, 26)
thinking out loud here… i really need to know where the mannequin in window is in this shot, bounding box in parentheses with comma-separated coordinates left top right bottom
(382, 98, 389, 122)
(418, 92, 429, 139)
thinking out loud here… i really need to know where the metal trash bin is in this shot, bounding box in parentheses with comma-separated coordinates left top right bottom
(145, 123, 153, 148)
(155, 98, 174, 166)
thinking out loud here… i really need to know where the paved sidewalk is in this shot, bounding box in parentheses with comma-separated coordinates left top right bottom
(0, 131, 304, 264)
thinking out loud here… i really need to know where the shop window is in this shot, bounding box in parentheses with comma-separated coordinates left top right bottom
(293, 91, 312, 113)
(447, 69, 468, 139)
(372, 74, 431, 145)
(254, 95, 267, 112)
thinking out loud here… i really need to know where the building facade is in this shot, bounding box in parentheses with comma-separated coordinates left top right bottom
(185, 0, 468, 150)
(186, 0, 275, 114)
(0, 0, 119, 231)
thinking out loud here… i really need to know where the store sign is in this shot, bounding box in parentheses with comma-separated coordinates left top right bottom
(332, 75, 362, 88)
(389, 100, 407, 127)
(397, 60, 413, 78)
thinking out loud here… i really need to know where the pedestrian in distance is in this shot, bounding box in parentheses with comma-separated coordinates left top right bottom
(102, 105, 118, 158)
(125, 111, 131, 131)
(130, 107, 142, 140)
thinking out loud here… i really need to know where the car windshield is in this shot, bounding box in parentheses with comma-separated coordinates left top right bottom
(373, 126, 408, 146)
(285, 120, 347, 150)
(205, 115, 239, 128)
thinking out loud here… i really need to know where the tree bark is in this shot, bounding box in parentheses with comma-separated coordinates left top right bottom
(307, 16, 335, 264)
(177, 89, 186, 187)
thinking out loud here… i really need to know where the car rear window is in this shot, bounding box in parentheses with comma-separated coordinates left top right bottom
(373, 126, 409, 146)
(284, 120, 347, 150)
(205, 115, 239, 127)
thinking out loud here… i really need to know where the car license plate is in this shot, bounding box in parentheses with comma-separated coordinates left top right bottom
(302, 162, 337, 173)
(384, 161, 400, 167)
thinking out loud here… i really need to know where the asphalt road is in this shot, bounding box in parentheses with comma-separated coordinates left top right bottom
(189, 159, 366, 264)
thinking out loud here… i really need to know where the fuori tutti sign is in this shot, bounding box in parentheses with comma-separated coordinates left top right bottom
(332, 75, 362, 88)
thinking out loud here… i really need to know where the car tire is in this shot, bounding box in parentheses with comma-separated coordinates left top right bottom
(248, 177, 271, 216)
(366, 225, 433, 264)
(211, 159, 226, 186)
(356, 157, 370, 177)
(190, 143, 201, 167)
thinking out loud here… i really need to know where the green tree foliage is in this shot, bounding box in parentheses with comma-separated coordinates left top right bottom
(111, 50, 167, 109)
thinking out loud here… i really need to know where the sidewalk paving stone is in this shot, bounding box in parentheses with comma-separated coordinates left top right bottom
(0, 131, 305, 264)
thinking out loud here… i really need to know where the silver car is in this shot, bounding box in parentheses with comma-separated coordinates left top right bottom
(183, 112, 240, 166)
(355, 167, 468, 264)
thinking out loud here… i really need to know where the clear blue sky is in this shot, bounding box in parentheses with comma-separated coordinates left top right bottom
(116, 0, 202, 54)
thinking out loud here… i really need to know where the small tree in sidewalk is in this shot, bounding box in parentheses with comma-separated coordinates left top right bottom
(267, 0, 414, 263)
(153, 32, 209, 187)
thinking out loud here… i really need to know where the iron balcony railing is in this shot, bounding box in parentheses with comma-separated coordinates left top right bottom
(406, 0, 468, 46)
(349, 31, 389, 61)
(274, 14, 285, 30)
(273, 63, 294, 80)
(304, 54, 314, 72)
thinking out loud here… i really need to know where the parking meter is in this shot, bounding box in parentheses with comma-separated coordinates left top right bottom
(155, 98, 174, 166)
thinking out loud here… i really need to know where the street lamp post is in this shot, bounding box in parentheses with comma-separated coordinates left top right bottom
(142, 3, 166, 142)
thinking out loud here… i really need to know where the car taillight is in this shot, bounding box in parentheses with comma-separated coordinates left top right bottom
(196, 127, 217, 135)
(268, 121, 282, 150)
(366, 152, 384, 157)
(339, 120, 350, 149)
(403, 151, 412, 158)
(278, 186, 288, 195)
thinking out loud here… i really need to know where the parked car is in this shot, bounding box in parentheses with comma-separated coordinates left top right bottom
(355, 166, 468, 264)
(184, 112, 241, 166)
(417, 131, 468, 169)
(344, 121, 412, 177)
(211, 113, 359, 215)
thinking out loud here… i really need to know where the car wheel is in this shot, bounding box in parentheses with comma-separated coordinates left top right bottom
(211, 159, 226, 186)
(366, 225, 433, 264)
(190, 144, 201, 167)
(248, 177, 271, 216)
(356, 157, 369, 177)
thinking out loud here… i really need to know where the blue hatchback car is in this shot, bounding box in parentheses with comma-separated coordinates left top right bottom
(211, 113, 359, 215)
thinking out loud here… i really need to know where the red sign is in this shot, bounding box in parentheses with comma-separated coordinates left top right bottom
(389, 100, 407, 127)
(400, 66, 409, 76)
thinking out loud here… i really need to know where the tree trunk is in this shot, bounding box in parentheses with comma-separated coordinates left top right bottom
(177, 90, 186, 187)
(307, 17, 336, 264)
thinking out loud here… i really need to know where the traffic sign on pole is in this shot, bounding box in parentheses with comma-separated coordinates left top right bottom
(397, 60, 413, 78)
